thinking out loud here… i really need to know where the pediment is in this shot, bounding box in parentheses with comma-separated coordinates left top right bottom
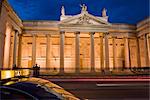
(59, 12, 111, 26)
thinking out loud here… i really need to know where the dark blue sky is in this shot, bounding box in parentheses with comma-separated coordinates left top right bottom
(8, 0, 149, 24)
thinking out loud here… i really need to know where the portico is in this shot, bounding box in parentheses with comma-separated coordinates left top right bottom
(57, 8, 111, 74)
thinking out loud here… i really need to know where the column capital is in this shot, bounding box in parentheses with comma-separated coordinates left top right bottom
(74, 31, 80, 34)
(105, 32, 109, 35)
(136, 36, 141, 39)
(90, 32, 95, 35)
(147, 34, 150, 38)
(14, 29, 19, 34)
(6, 22, 13, 29)
(104, 32, 109, 36)
(99, 36, 104, 38)
(46, 34, 51, 37)
(32, 34, 37, 37)
(144, 33, 149, 38)
(112, 36, 117, 39)
(18, 33, 22, 37)
(60, 31, 65, 34)
(124, 36, 129, 39)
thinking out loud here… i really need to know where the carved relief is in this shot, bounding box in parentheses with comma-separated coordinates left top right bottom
(77, 14, 91, 24)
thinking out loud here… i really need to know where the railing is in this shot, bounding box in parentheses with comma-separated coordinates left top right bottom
(39, 67, 150, 76)
(129, 67, 150, 75)
(1, 66, 150, 81)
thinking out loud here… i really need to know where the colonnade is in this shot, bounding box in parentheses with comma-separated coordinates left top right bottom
(29, 32, 110, 73)
(2, 28, 150, 73)
(29, 31, 150, 74)
(3, 27, 22, 69)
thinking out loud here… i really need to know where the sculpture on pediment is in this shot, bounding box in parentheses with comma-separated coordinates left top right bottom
(102, 8, 107, 17)
(61, 6, 65, 16)
(80, 4, 87, 12)
(77, 15, 91, 24)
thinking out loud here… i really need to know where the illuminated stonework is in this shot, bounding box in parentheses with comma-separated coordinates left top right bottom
(0, 1, 150, 74)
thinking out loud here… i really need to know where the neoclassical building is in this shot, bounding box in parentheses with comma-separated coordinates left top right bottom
(0, 1, 150, 74)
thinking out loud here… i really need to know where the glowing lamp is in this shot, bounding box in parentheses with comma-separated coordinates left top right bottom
(1, 70, 15, 80)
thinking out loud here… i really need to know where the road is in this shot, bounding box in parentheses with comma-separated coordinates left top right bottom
(46, 77, 150, 100)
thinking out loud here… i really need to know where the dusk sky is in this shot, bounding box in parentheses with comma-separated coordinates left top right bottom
(8, 0, 149, 24)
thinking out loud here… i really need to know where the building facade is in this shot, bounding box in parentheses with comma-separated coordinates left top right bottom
(0, 1, 150, 74)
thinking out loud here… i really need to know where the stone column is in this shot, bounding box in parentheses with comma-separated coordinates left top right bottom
(17, 34, 22, 67)
(3, 25, 12, 69)
(136, 37, 141, 67)
(0, 10, 6, 69)
(32, 34, 36, 66)
(104, 33, 109, 70)
(100, 35, 104, 70)
(124, 37, 130, 68)
(46, 34, 51, 69)
(60, 31, 65, 74)
(90, 32, 95, 72)
(147, 34, 150, 66)
(0, 32, 5, 69)
(75, 32, 80, 73)
(143, 34, 149, 66)
(112, 36, 117, 69)
(13, 30, 18, 67)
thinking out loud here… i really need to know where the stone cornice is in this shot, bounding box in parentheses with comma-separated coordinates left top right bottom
(109, 24, 136, 33)
(3, 0, 23, 32)
(22, 18, 149, 37)
(23, 21, 137, 33)
(136, 17, 150, 36)
(23, 21, 59, 30)
(3, 0, 22, 25)
(23, 21, 59, 26)
(59, 26, 109, 32)
(137, 17, 150, 28)
(23, 30, 59, 35)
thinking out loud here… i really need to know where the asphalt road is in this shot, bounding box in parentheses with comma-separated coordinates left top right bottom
(52, 80, 149, 100)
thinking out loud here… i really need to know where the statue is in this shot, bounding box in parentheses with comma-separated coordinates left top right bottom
(80, 4, 87, 12)
(102, 8, 107, 17)
(61, 6, 65, 16)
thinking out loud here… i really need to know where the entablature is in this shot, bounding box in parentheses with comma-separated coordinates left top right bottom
(2, 0, 23, 33)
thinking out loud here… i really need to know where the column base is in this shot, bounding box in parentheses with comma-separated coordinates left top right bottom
(101, 69, 111, 75)
(59, 72, 64, 75)
(59, 68, 64, 75)
(91, 70, 95, 73)
(75, 70, 80, 75)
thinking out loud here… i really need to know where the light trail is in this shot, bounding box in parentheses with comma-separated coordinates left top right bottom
(47, 77, 150, 82)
